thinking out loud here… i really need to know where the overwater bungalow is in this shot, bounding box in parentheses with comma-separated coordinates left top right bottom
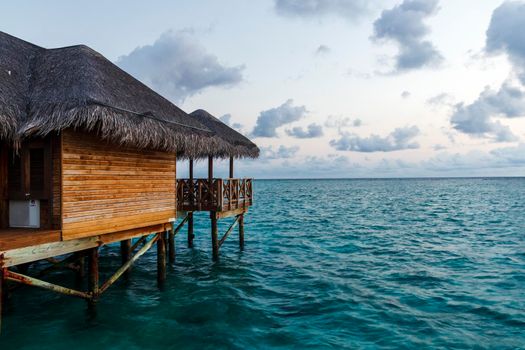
(0, 31, 259, 329)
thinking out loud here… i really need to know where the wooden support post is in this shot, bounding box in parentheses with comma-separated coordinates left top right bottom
(239, 214, 245, 251)
(168, 229, 175, 264)
(229, 156, 234, 178)
(157, 232, 166, 286)
(219, 215, 241, 248)
(131, 235, 149, 252)
(99, 235, 159, 295)
(75, 251, 86, 287)
(78, 254, 85, 278)
(188, 212, 194, 248)
(88, 247, 99, 306)
(188, 157, 195, 248)
(208, 156, 213, 184)
(211, 212, 219, 261)
(121, 239, 132, 278)
(5, 270, 92, 300)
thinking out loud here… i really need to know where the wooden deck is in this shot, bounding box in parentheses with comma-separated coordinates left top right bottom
(0, 228, 61, 251)
(177, 178, 253, 212)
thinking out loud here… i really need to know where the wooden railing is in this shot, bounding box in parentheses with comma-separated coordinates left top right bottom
(176, 178, 253, 212)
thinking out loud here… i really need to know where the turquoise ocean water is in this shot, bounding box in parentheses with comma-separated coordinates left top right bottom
(1, 178, 525, 349)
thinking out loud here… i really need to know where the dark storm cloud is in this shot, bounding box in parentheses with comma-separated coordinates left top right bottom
(117, 30, 244, 102)
(372, 0, 442, 71)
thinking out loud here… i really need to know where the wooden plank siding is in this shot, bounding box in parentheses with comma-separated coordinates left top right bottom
(0, 142, 7, 229)
(61, 130, 176, 240)
(52, 134, 62, 230)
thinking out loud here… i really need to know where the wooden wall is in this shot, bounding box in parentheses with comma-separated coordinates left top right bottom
(61, 130, 176, 240)
(0, 143, 8, 229)
(52, 134, 61, 229)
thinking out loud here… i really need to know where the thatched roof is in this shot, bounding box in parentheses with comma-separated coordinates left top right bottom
(0, 31, 259, 159)
(189, 110, 259, 159)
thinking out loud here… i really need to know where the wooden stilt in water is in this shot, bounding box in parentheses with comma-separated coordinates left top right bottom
(121, 239, 132, 278)
(78, 254, 85, 278)
(157, 232, 166, 286)
(211, 212, 219, 261)
(88, 247, 99, 307)
(188, 157, 195, 248)
(75, 251, 86, 287)
(239, 214, 245, 251)
(188, 212, 194, 248)
(168, 229, 175, 263)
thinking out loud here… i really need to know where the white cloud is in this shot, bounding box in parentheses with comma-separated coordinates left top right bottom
(274, 0, 371, 20)
(251, 99, 308, 137)
(286, 123, 324, 138)
(372, 0, 443, 72)
(117, 30, 244, 102)
(260, 145, 300, 160)
(330, 126, 420, 152)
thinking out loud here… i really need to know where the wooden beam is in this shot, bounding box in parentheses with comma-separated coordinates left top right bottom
(1, 223, 170, 268)
(2, 237, 99, 268)
(215, 207, 248, 219)
(88, 247, 99, 305)
(211, 212, 219, 261)
(121, 239, 132, 278)
(99, 234, 158, 294)
(157, 232, 166, 286)
(187, 212, 194, 248)
(173, 214, 189, 236)
(168, 229, 175, 263)
(131, 235, 149, 252)
(229, 156, 234, 179)
(76, 251, 85, 286)
(5, 270, 91, 300)
(239, 214, 245, 251)
(219, 215, 240, 247)
(189, 158, 194, 180)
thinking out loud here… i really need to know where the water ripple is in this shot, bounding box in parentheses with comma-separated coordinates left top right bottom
(1, 178, 525, 349)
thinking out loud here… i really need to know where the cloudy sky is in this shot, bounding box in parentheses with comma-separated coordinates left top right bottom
(2, 0, 525, 178)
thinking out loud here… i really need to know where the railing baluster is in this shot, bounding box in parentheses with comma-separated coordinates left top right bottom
(176, 178, 252, 212)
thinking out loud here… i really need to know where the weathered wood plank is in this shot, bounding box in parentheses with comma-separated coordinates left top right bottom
(61, 130, 176, 239)
(215, 208, 248, 219)
(1, 223, 171, 267)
